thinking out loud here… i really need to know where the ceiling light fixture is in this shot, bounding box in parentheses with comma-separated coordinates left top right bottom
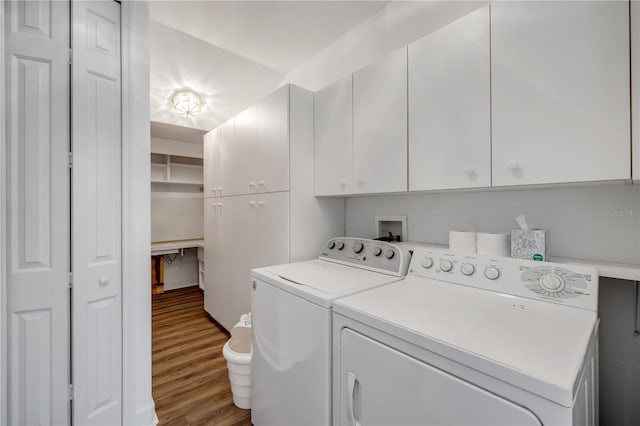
(170, 89, 203, 118)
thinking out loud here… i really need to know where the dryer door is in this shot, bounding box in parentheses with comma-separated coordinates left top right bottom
(339, 328, 542, 426)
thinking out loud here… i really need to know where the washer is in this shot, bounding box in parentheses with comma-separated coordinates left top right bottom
(333, 247, 599, 425)
(250, 237, 412, 426)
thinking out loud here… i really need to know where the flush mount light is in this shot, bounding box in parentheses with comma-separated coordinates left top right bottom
(170, 89, 203, 118)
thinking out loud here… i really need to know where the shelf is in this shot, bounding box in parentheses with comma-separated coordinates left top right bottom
(151, 180, 203, 186)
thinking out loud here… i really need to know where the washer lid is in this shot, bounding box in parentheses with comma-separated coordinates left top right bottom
(333, 275, 598, 407)
(252, 260, 402, 308)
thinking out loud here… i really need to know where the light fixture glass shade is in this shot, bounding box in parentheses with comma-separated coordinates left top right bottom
(171, 89, 202, 118)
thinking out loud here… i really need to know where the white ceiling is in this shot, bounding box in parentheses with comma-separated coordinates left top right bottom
(149, 1, 387, 133)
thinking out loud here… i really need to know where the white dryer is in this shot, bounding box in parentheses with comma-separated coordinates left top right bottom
(333, 247, 599, 425)
(251, 238, 412, 426)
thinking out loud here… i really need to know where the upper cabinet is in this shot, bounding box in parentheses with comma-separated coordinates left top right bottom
(214, 89, 290, 198)
(408, 5, 491, 191)
(314, 75, 353, 196)
(491, 1, 630, 186)
(353, 47, 408, 195)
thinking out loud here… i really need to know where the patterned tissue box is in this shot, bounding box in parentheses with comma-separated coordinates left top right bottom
(511, 230, 546, 261)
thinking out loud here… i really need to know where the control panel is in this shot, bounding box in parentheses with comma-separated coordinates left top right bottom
(319, 238, 410, 277)
(408, 248, 598, 312)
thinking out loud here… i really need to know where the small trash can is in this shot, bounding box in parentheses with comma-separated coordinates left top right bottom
(223, 313, 252, 409)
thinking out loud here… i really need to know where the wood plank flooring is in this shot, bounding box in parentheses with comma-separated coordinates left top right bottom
(152, 286, 252, 426)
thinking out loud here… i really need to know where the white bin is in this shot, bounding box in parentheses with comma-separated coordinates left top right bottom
(222, 313, 252, 409)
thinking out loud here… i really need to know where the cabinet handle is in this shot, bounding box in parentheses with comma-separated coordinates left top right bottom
(258, 180, 265, 186)
(357, 179, 364, 185)
(249, 181, 256, 188)
(99, 277, 109, 286)
(507, 161, 520, 171)
(258, 201, 264, 206)
(347, 372, 360, 426)
(249, 201, 256, 207)
(340, 179, 347, 186)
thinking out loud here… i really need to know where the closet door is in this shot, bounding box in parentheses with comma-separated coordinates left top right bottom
(71, 1, 122, 424)
(4, 1, 71, 424)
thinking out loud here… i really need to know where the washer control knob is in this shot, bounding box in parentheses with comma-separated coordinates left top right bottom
(460, 263, 475, 276)
(337, 242, 345, 250)
(373, 247, 382, 257)
(484, 266, 500, 280)
(440, 260, 453, 272)
(539, 273, 565, 292)
(328, 241, 336, 250)
(421, 257, 434, 269)
(384, 249, 395, 259)
(353, 242, 364, 254)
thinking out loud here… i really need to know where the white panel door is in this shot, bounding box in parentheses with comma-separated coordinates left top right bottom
(4, 1, 70, 424)
(234, 105, 258, 196)
(314, 75, 353, 196)
(219, 118, 235, 197)
(256, 86, 289, 193)
(72, 1, 122, 424)
(338, 329, 541, 426)
(353, 47, 408, 194)
(491, 1, 630, 186)
(409, 5, 490, 191)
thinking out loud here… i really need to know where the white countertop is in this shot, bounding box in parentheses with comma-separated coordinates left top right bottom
(151, 239, 204, 255)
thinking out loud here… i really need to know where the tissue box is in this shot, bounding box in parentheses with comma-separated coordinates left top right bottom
(511, 230, 546, 261)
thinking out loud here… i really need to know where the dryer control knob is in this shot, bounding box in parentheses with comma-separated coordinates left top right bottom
(539, 273, 565, 292)
(484, 266, 500, 280)
(328, 241, 336, 250)
(440, 260, 453, 272)
(384, 249, 395, 259)
(353, 242, 364, 254)
(337, 242, 345, 250)
(460, 263, 475, 276)
(421, 257, 433, 269)
(373, 247, 382, 256)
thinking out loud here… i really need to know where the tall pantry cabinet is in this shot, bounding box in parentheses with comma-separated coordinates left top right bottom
(203, 85, 345, 331)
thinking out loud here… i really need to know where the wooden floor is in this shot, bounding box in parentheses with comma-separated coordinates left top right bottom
(152, 286, 252, 426)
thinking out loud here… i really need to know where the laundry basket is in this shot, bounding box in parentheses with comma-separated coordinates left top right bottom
(222, 313, 252, 409)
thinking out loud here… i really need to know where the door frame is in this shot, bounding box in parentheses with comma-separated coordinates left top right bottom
(0, 1, 154, 424)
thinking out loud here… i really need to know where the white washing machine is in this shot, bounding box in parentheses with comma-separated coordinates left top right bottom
(250, 237, 412, 426)
(333, 247, 599, 426)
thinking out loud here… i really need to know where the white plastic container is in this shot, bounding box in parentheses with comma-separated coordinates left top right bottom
(223, 314, 252, 409)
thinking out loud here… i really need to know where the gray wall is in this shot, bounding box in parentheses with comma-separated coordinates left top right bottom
(346, 183, 640, 264)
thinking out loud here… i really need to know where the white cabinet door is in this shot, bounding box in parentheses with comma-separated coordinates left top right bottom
(492, 1, 630, 186)
(204, 198, 232, 329)
(314, 75, 353, 196)
(4, 1, 70, 424)
(257, 86, 290, 193)
(234, 105, 258, 195)
(338, 329, 541, 426)
(71, 1, 122, 424)
(219, 118, 235, 197)
(409, 6, 490, 191)
(353, 47, 408, 194)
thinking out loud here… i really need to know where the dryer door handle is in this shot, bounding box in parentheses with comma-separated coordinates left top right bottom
(347, 372, 360, 426)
